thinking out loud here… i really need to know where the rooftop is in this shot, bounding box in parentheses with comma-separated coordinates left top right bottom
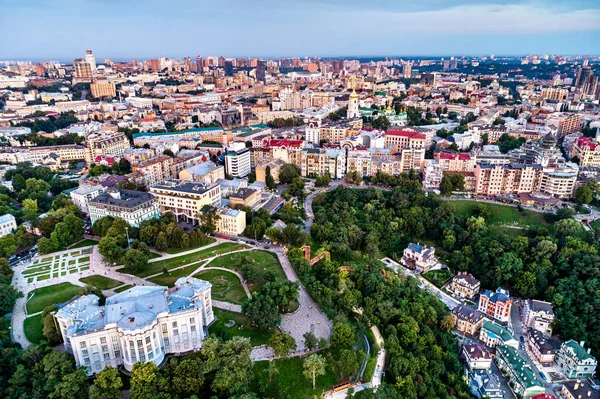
(89, 188, 156, 209)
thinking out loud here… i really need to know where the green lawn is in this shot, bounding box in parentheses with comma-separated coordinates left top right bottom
(449, 200, 551, 230)
(148, 252, 162, 259)
(207, 250, 285, 291)
(68, 239, 99, 249)
(26, 282, 81, 314)
(251, 349, 340, 399)
(194, 269, 248, 304)
(148, 263, 205, 287)
(423, 269, 454, 288)
(23, 265, 52, 276)
(122, 242, 248, 278)
(590, 219, 600, 231)
(209, 309, 273, 346)
(114, 284, 133, 293)
(363, 355, 377, 383)
(164, 237, 217, 254)
(79, 275, 122, 290)
(79, 256, 90, 263)
(24, 314, 44, 344)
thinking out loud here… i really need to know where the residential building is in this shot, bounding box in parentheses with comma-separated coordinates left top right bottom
(383, 130, 426, 150)
(149, 181, 221, 225)
(346, 150, 372, 177)
(522, 299, 554, 335)
(478, 287, 512, 323)
(556, 340, 598, 379)
(540, 163, 578, 199)
(0, 214, 16, 237)
(90, 80, 116, 98)
(541, 87, 569, 101)
(88, 188, 159, 227)
(224, 142, 251, 178)
(435, 152, 476, 172)
(74, 59, 92, 81)
(527, 329, 559, 364)
(449, 272, 480, 299)
(300, 148, 346, 179)
(70, 185, 106, 214)
(401, 242, 438, 273)
(216, 208, 246, 236)
(560, 380, 600, 399)
(452, 304, 485, 336)
(255, 158, 285, 184)
(463, 343, 492, 370)
(558, 114, 581, 136)
(229, 188, 261, 208)
(179, 162, 225, 185)
(495, 345, 545, 399)
(474, 163, 543, 196)
(479, 320, 518, 349)
(84, 131, 131, 164)
(422, 160, 444, 190)
(55, 277, 214, 375)
(572, 137, 600, 167)
(469, 369, 503, 399)
(132, 156, 175, 187)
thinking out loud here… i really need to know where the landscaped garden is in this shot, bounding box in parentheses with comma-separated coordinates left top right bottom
(114, 284, 133, 293)
(448, 200, 551, 230)
(23, 314, 44, 344)
(423, 268, 454, 288)
(209, 308, 272, 346)
(164, 237, 216, 254)
(194, 269, 248, 304)
(206, 250, 285, 290)
(80, 275, 122, 290)
(67, 239, 99, 249)
(26, 282, 81, 314)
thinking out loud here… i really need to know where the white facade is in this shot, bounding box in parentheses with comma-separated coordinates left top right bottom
(305, 118, 321, 144)
(55, 277, 214, 375)
(88, 188, 160, 227)
(70, 185, 106, 214)
(224, 142, 251, 178)
(0, 214, 16, 237)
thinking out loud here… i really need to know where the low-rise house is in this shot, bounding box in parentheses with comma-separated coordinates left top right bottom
(449, 272, 480, 299)
(479, 320, 518, 350)
(478, 287, 512, 324)
(215, 208, 246, 236)
(463, 343, 492, 370)
(469, 369, 503, 399)
(527, 329, 559, 364)
(495, 345, 545, 399)
(556, 340, 598, 379)
(560, 380, 600, 399)
(0, 214, 17, 237)
(401, 242, 438, 273)
(452, 304, 485, 336)
(229, 188, 261, 208)
(522, 299, 554, 336)
(179, 161, 225, 185)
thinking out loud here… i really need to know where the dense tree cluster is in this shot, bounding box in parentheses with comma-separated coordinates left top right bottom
(243, 280, 300, 329)
(86, 159, 132, 177)
(14, 111, 79, 133)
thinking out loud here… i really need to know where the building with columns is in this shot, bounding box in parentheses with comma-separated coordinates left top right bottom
(55, 277, 214, 375)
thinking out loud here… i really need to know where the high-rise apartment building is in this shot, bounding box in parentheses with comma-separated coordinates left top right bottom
(90, 80, 116, 98)
(224, 142, 251, 178)
(402, 62, 412, 78)
(85, 50, 96, 73)
(73, 59, 92, 81)
(256, 60, 266, 83)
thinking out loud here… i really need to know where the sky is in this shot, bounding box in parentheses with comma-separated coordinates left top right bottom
(1, 0, 599, 61)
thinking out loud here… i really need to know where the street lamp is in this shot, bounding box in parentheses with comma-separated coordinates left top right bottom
(125, 228, 131, 250)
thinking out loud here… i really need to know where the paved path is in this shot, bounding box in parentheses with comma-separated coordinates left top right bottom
(212, 300, 242, 313)
(201, 267, 252, 299)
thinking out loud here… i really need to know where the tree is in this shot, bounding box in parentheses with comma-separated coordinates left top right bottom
(42, 305, 61, 345)
(22, 198, 39, 223)
(372, 115, 390, 130)
(268, 331, 297, 357)
(554, 218, 582, 238)
(172, 358, 205, 397)
(278, 163, 301, 184)
(98, 236, 124, 264)
(211, 337, 253, 396)
(38, 237, 55, 254)
(122, 249, 148, 272)
(303, 353, 326, 390)
(12, 174, 26, 192)
(439, 175, 454, 195)
(89, 366, 122, 399)
(243, 294, 281, 329)
(0, 234, 17, 258)
(331, 323, 355, 349)
(265, 227, 283, 243)
(130, 362, 159, 399)
(575, 185, 593, 204)
(335, 349, 362, 379)
(315, 173, 331, 187)
(92, 216, 115, 237)
(440, 315, 455, 332)
(345, 171, 361, 185)
(198, 205, 221, 234)
(303, 331, 318, 351)
(162, 149, 174, 157)
(48, 368, 88, 399)
(265, 166, 276, 190)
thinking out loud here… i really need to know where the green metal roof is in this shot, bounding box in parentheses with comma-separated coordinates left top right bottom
(563, 339, 596, 361)
(496, 345, 543, 390)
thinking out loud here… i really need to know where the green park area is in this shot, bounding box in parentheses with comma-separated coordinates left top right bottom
(79, 275, 122, 290)
(194, 269, 248, 304)
(121, 242, 248, 278)
(26, 282, 81, 314)
(449, 200, 551, 231)
(114, 284, 133, 293)
(423, 269, 454, 288)
(148, 263, 205, 287)
(67, 239, 99, 249)
(207, 250, 285, 290)
(164, 237, 216, 254)
(24, 314, 44, 344)
(209, 308, 272, 346)
(250, 350, 338, 399)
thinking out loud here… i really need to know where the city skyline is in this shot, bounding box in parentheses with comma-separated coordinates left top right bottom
(1, 0, 600, 61)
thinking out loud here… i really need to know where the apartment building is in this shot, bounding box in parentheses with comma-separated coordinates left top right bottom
(452, 304, 485, 336)
(255, 158, 285, 184)
(560, 380, 600, 399)
(522, 299, 554, 336)
(346, 150, 372, 177)
(435, 152, 476, 172)
(216, 208, 246, 236)
(478, 287, 512, 323)
(527, 329, 559, 364)
(558, 114, 581, 136)
(540, 163, 578, 198)
(448, 272, 481, 299)
(88, 188, 160, 227)
(422, 160, 444, 190)
(474, 163, 543, 196)
(463, 344, 492, 370)
(55, 277, 214, 375)
(0, 214, 16, 237)
(495, 345, 545, 399)
(556, 340, 598, 379)
(572, 137, 600, 167)
(541, 87, 569, 101)
(84, 131, 131, 164)
(300, 148, 346, 178)
(149, 181, 221, 225)
(90, 80, 116, 98)
(179, 162, 225, 185)
(229, 188, 261, 208)
(383, 130, 426, 150)
(224, 142, 251, 178)
(132, 156, 175, 187)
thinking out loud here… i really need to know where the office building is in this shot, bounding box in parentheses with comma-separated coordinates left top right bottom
(85, 50, 97, 73)
(90, 80, 116, 98)
(224, 142, 251, 178)
(55, 277, 214, 375)
(88, 188, 160, 227)
(149, 181, 221, 225)
(74, 59, 92, 81)
(256, 60, 266, 83)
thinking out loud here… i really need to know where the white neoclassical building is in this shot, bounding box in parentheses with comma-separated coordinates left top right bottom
(55, 277, 214, 375)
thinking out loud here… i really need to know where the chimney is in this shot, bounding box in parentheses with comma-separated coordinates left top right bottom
(587, 348, 591, 354)
(575, 382, 580, 390)
(580, 341, 585, 348)
(470, 347, 474, 353)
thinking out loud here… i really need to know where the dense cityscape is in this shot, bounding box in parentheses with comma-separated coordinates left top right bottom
(0, 27, 599, 399)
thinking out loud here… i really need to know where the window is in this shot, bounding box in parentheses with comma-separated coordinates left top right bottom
(113, 343, 120, 350)
(145, 336, 151, 344)
(100, 337, 107, 344)
(148, 352, 153, 360)
(114, 350, 121, 359)
(189, 317, 196, 325)
(164, 338, 169, 347)
(84, 357, 90, 365)
(137, 339, 143, 347)
(80, 342, 87, 349)
(112, 335, 118, 343)
(102, 345, 109, 353)
(172, 321, 177, 328)
(173, 329, 179, 336)
(191, 325, 196, 333)
(103, 353, 110, 361)
(82, 349, 88, 356)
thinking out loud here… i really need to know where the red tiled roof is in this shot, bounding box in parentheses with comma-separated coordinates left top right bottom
(577, 136, 599, 150)
(438, 152, 471, 160)
(385, 130, 426, 139)
(266, 139, 303, 148)
(531, 395, 557, 399)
